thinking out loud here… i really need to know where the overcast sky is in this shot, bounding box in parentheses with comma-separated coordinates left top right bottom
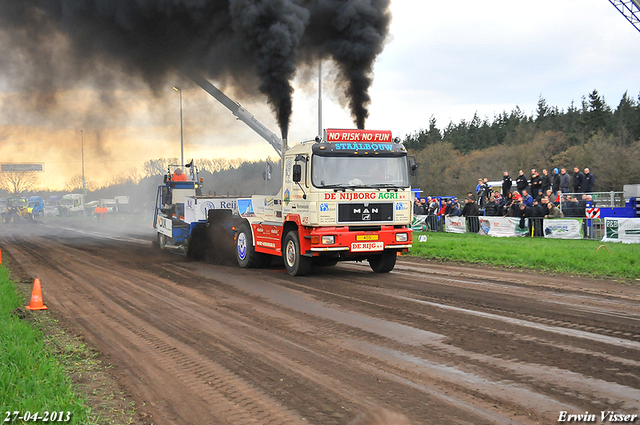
(320, 0, 640, 138)
(2, 0, 640, 190)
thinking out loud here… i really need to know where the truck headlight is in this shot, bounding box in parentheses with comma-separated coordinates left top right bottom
(322, 235, 335, 245)
(395, 233, 408, 242)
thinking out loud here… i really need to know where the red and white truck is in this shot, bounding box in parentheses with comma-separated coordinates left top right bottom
(155, 73, 415, 275)
(234, 128, 414, 275)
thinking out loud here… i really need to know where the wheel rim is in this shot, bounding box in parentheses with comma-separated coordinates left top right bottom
(285, 239, 296, 268)
(237, 232, 247, 260)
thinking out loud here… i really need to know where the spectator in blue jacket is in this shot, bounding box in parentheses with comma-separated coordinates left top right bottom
(521, 189, 534, 208)
(446, 199, 462, 217)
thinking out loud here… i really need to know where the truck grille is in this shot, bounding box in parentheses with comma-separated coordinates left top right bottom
(337, 203, 393, 223)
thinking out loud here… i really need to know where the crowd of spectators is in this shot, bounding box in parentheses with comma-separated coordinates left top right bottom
(413, 166, 596, 235)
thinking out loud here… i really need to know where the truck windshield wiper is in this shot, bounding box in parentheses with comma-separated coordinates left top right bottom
(319, 183, 352, 189)
(372, 183, 405, 188)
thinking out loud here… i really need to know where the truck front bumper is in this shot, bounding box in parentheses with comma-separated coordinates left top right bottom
(304, 225, 412, 253)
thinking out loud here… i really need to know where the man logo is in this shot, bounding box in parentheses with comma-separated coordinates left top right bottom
(362, 214, 371, 220)
(353, 208, 378, 214)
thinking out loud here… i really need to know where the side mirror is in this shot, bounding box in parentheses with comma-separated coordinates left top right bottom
(292, 164, 302, 183)
(408, 156, 418, 176)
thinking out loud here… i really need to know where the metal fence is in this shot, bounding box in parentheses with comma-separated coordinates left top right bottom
(582, 218, 606, 240)
(558, 191, 625, 208)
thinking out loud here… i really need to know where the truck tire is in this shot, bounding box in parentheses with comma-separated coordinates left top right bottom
(236, 223, 269, 268)
(283, 230, 312, 276)
(368, 250, 397, 273)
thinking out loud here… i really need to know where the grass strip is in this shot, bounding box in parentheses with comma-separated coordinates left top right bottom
(409, 232, 640, 281)
(0, 266, 89, 424)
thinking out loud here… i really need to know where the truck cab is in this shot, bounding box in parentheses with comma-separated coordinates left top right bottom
(27, 196, 45, 218)
(60, 194, 86, 216)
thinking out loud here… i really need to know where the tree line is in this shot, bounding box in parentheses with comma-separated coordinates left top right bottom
(0, 157, 282, 214)
(3, 89, 639, 204)
(404, 90, 640, 197)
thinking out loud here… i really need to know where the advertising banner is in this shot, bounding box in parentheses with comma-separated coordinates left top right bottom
(445, 216, 466, 233)
(184, 197, 238, 223)
(411, 214, 427, 231)
(478, 217, 528, 237)
(602, 218, 640, 243)
(543, 219, 583, 239)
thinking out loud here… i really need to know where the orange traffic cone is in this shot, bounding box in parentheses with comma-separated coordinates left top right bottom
(25, 278, 48, 311)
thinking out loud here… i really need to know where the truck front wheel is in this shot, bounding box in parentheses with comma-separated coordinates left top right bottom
(236, 223, 270, 268)
(283, 231, 312, 276)
(368, 250, 397, 273)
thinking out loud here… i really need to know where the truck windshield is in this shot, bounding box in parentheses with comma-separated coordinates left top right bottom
(9, 199, 27, 207)
(312, 156, 410, 188)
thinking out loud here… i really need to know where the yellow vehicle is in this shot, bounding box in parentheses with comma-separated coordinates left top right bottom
(2, 198, 28, 223)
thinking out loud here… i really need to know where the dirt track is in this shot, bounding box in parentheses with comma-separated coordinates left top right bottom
(2, 219, 640, 424)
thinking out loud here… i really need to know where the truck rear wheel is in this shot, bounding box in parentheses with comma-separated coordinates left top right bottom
(368, 250, 397, 273)
(284, 231, 312, 276)
(236, 223, 269, 268)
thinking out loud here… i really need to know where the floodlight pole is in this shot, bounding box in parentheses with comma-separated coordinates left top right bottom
(81, 130, 86, 196)
(173, 86, 184, 167)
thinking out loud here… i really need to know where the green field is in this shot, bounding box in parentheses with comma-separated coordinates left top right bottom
(409, 232, 640, 280)
(0, 266, 90, 424)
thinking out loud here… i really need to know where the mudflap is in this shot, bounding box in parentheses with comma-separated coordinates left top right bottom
(313, 256, 339, 267)
(186, 222, 208, 261)
(204, 209, 239, 265)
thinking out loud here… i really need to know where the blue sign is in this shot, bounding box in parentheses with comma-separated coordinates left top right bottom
(237, 199, 254, 217)
(320, 203, 329, 212)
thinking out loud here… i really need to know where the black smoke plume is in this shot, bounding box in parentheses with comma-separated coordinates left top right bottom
(0, 0, 391, 136)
